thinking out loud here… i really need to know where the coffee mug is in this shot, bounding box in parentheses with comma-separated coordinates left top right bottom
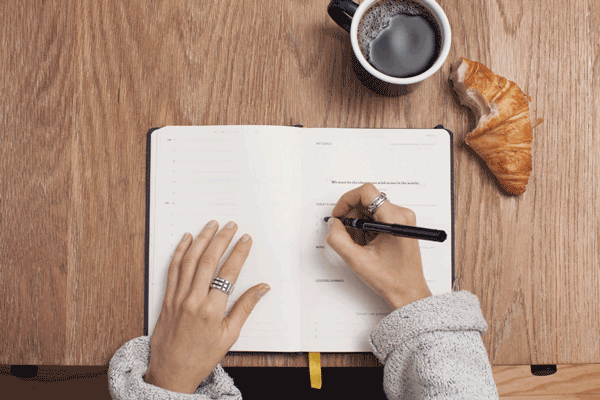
(328, 0, 451, 86)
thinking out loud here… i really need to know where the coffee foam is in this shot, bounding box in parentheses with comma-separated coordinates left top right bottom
(357, 0, 440, 66)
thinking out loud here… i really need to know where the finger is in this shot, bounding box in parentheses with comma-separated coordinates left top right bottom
(188, 220, 238, 300)
(326, 217, 367, 269)
(331, 183, 395, 223)
(164, 232, 193, 307)
(204, 233, 253, 310)
(222, 283, 271, 347)
(174, 220, 219, 304)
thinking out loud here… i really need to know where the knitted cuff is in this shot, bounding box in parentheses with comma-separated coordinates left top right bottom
(108, 336, 241, 399)
(369, 290, 488, 364)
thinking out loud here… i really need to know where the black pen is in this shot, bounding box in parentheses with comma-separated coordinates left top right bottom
(324, 217, 447, 243)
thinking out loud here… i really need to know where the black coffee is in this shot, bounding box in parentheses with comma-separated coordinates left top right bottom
(357, 0, 441, 78)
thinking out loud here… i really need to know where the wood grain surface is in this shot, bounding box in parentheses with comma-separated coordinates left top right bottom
(493, 365, 600, 397)
(1, 364, 599, 398)
(1, 0, 599, 370)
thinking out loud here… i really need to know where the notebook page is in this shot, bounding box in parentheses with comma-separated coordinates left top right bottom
(299, 128, 452, 352)
(148, 126, 302, 351)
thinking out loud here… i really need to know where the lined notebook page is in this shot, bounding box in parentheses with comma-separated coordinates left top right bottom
(148, 126, 303, 351)
(299, 128, 452, 352)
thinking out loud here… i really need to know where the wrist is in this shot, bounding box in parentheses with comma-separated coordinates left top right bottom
(144, 368, 197, 394)
(144, 369, 162, 388)
(389, 284, 432, 310)
(144, 369, 157, 387)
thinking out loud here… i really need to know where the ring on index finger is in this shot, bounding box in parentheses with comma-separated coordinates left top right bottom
(367, 192, 388, 214)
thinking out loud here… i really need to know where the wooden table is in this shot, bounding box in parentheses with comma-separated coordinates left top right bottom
(2, 0, 599, 374)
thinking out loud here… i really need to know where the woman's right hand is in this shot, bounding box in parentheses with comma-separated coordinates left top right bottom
(326, 183, 432, 310)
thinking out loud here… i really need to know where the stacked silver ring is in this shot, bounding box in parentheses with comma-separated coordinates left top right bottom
(210, 277, 234, 295)
(368, 192, 388, 214)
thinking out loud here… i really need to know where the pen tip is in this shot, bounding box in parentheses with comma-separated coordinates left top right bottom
(324, 217, 330, 222)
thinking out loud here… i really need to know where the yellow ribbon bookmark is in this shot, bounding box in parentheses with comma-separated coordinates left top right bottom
(308, 352, 322, 389)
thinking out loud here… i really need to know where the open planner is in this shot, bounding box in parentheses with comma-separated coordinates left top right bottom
(145, 125, 454, 352)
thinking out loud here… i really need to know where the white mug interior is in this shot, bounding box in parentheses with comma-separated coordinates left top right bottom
(350, 0, 451, 85)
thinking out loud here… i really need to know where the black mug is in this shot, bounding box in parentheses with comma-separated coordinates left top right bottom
(327, 0, 451, 95)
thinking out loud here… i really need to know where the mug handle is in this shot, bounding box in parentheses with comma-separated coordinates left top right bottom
(327, 0, 360, 33)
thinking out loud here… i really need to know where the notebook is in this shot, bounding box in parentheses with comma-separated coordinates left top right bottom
(145, 125, 454, 352)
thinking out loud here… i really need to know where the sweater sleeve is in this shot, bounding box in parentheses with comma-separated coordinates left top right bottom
(108, 336, 241, 400)
(369, 290, 499, 399)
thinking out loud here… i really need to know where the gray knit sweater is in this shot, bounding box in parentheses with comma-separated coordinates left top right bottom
(108, 290, 499, 399)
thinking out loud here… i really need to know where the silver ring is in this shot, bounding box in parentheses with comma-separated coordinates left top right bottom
(367, 192, 388, 214)
(210, 277, 234, 295)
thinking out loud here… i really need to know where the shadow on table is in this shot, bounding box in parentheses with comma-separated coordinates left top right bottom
(0, 365, 110, 399)
(227, 367, 387, 399)
(1, 365, 387, 399)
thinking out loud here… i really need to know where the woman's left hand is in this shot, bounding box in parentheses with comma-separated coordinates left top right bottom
(144, 220, 270, 394)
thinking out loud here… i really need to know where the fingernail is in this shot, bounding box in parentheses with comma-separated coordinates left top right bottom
(257, 285, 271, 298)
(225, 221, 236, 228)
(206, 220, 217, 228)
(240, 233, 250, 242)
(182, 232, 190, 240)
(328, 218, 335, 230)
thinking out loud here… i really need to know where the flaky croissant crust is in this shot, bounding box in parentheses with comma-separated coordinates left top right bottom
(451, 57, 533, 195)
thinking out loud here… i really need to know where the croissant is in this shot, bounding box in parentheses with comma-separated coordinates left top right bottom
(450, 57, 539, 195)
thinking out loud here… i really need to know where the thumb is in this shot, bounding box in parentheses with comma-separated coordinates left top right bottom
(326, 217, 364, 265)
(223, 283, 270, 343)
